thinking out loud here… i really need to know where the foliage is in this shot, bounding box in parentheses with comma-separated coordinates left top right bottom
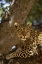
(0, 0, 42, 24)
(0, 0, 11, 19)
(6, 0, 12, 2)
(26, 0, 42, 25)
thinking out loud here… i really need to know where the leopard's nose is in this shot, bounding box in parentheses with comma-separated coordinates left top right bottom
(23, 36, 25, 38)
(21, 36, 26, 41)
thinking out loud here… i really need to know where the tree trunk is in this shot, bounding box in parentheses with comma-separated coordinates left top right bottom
(0, 0, 36, 53)
(8, 0, 36, 24)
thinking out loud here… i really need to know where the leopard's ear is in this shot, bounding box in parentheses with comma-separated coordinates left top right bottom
(14, 22, 19, 29)
(26, 23, 32, 27)
(29, 23, 32, 26)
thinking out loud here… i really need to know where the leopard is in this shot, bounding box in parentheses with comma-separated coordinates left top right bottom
(14, 22, 37, 41)
(6, 22, 42, 60)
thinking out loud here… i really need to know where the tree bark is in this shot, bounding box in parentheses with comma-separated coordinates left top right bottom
(9, 0, 36, 24)
(0, 0, 36, 53)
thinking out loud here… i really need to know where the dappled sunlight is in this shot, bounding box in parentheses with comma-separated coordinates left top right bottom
(9, 16, 14, 26)
(0, 0, 12, 23)
(3, 3, 11, 8)
(11, 0, 15, 6)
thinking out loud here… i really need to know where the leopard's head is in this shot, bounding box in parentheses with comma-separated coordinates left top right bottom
(14, 22, 32, 41)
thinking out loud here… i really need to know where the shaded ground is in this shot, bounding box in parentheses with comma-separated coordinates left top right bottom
(3, 57, 42, 64)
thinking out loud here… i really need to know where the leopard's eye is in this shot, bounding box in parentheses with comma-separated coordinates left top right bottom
(19, 29, 21, 31)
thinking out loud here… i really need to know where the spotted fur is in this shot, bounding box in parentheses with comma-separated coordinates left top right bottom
(6, 24, 42, 60)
